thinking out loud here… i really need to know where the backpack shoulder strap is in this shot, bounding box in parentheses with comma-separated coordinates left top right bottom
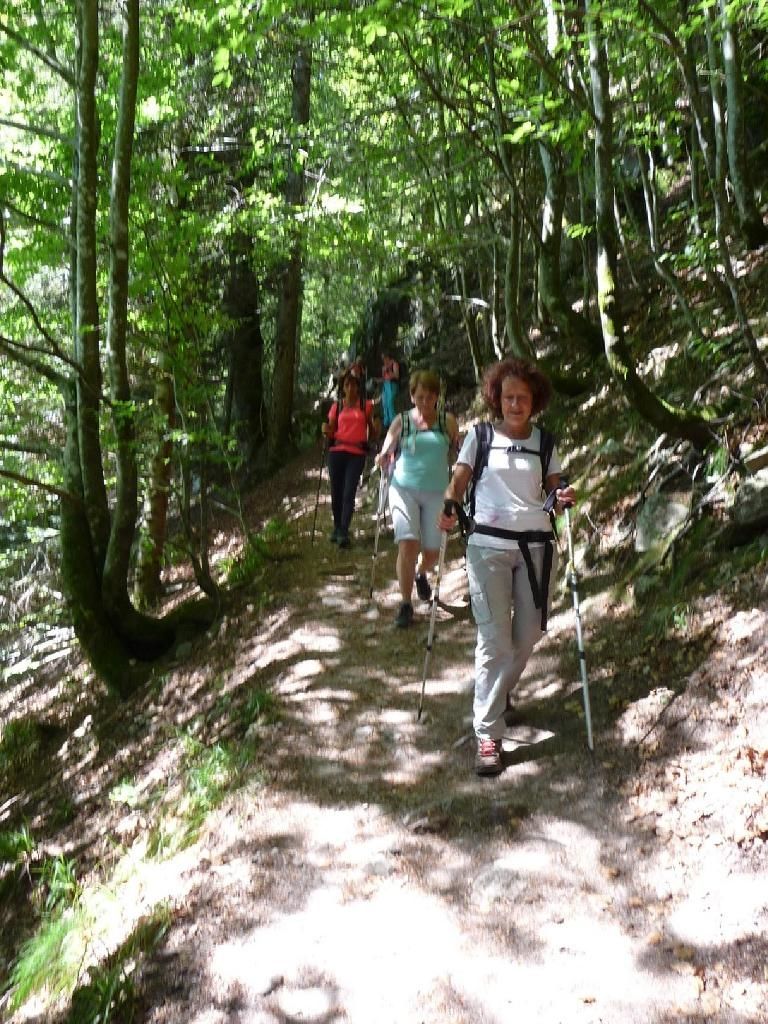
(401, 409, 412, 440)
(538, 426, 556, 483)
(538, 425, 560, 536)
(468, 421, 494, 517)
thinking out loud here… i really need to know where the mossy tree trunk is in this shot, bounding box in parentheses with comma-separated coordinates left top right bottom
(535, 0, 602, 359)
(224, 232, 265, 462)
(719, 1, 768, 248)
(61, 0, 184, 695)
(537, 141, 601, 358)
(585, 0, 714, 449)
(134, 357, 176, 610)
(269, 41, 311, 465)
(638, 0, 768, 385)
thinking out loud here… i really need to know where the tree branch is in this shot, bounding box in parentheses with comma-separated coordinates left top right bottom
(0, 116, 73, 146)
(1, 439, 62, 462)
(0, 160, 70, 189)
(0, 466, 81, 506)
(0, 17, 75, 87)
(0, 208, 73, 375)
(0, 335, 69, 388)
(0, 197, 61, 232)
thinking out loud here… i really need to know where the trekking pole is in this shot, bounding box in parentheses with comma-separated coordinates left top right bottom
(417, 504, 451, 721)
(310, 441, 328, 546)
(369, 461, 391, 600)
(562, 497, 594, 752)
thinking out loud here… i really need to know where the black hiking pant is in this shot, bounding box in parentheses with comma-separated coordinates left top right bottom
(328, 450, 366, 535)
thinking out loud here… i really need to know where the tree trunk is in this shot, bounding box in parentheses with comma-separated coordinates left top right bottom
(474, 0, 533, 362)
(537, 141, 602, 356)
(504, 189, 532, 358)
(103, 0, 140, 626)
(135, 358, 175, 609)
(74, 0, 109, 566)
(639, 0, 768, 382)
(269, 42, 311, 464)
(704, 3, 731, 238)
(62, 1, 185, 691)
(535, 0, 601, 358)
(585, 0, 713, 448)
(60, 383, 146, 697)
(224, 233, 265, 461)
(719, 0, 768, 247)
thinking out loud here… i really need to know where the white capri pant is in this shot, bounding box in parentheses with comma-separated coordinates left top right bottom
(388, 481, 443, 552)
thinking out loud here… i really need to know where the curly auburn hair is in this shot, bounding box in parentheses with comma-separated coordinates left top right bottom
(482, 358, 552, 418)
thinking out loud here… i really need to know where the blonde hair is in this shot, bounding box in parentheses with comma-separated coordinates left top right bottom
(409, 369, 441, 396)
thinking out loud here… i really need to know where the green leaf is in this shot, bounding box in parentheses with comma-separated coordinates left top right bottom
(504, 121, 536, 145)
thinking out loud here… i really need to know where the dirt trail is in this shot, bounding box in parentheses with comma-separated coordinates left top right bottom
(114, 442, 766, 1024)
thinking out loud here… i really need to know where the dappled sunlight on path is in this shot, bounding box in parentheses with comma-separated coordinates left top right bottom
(132, 448, 768, 1024)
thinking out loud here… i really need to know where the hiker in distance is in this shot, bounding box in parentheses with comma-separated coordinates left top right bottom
(438, 358, 576, 776)
(375, 369, 459, 628)
(321, 369, 378, 548)
(379, 351, 400, 430)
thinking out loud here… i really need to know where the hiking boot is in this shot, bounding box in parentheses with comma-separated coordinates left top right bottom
(330, 527, 341, 544)
(474, 737, 502, 776)
(394, 601, 414, 628)
(337, 530, 351, 549)
(415, 572, 432, 602)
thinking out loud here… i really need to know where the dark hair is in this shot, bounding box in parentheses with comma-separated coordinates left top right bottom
(482, 358, 552, 418)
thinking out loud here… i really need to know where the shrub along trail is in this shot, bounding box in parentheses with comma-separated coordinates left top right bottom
(126, 441, 767, 1024)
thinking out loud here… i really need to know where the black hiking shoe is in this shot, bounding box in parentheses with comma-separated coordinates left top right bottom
(337, 530, 351, 549)
(415, 572, 432, 602)
(330, 527, 341, 544)
(503, 694, 519, 725)
(394, 601, 414, 628)
(474, 737, 503, 776)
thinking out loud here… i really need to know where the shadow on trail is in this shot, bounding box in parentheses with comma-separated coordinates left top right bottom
(6, 442, 765, 1024)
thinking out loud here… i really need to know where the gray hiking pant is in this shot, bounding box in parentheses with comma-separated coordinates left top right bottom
(466, 543, 557, 741)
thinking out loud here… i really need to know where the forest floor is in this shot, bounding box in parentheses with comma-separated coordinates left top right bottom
(2, 424, 768, 1024)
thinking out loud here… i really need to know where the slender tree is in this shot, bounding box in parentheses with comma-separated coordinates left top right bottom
(719, 0, 768, 247)
(585, 0, 713, 447)
(269, 37, 312, 462)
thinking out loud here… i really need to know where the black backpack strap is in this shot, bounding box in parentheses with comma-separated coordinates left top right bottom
(518, 539, 554, 631)
(401, 409, 412, 441)
(539, 427, 556, 484)
(469, 525, 555, 630)
(469, 421, 493, 517)
(538, 426, 559, 538)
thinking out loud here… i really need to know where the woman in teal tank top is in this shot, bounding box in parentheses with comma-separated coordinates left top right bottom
(375, 370, 459, 628)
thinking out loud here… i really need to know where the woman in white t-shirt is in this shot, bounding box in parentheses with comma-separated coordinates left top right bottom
(439, 359, 576, 777)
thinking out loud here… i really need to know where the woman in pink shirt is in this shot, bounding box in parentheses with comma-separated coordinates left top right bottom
(321, 371, 376, 548)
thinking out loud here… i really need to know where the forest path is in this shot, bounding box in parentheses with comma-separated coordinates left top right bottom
(128, 443, 766, 1023)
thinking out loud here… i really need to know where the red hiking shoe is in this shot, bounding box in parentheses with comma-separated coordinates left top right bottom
(474, 737, 502, 776)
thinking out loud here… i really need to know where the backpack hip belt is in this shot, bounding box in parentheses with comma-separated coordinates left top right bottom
(329, 440, 369, 454)
(470, 524, 555, 631)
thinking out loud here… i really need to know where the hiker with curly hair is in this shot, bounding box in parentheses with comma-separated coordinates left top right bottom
(438, 358, 575, 776)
